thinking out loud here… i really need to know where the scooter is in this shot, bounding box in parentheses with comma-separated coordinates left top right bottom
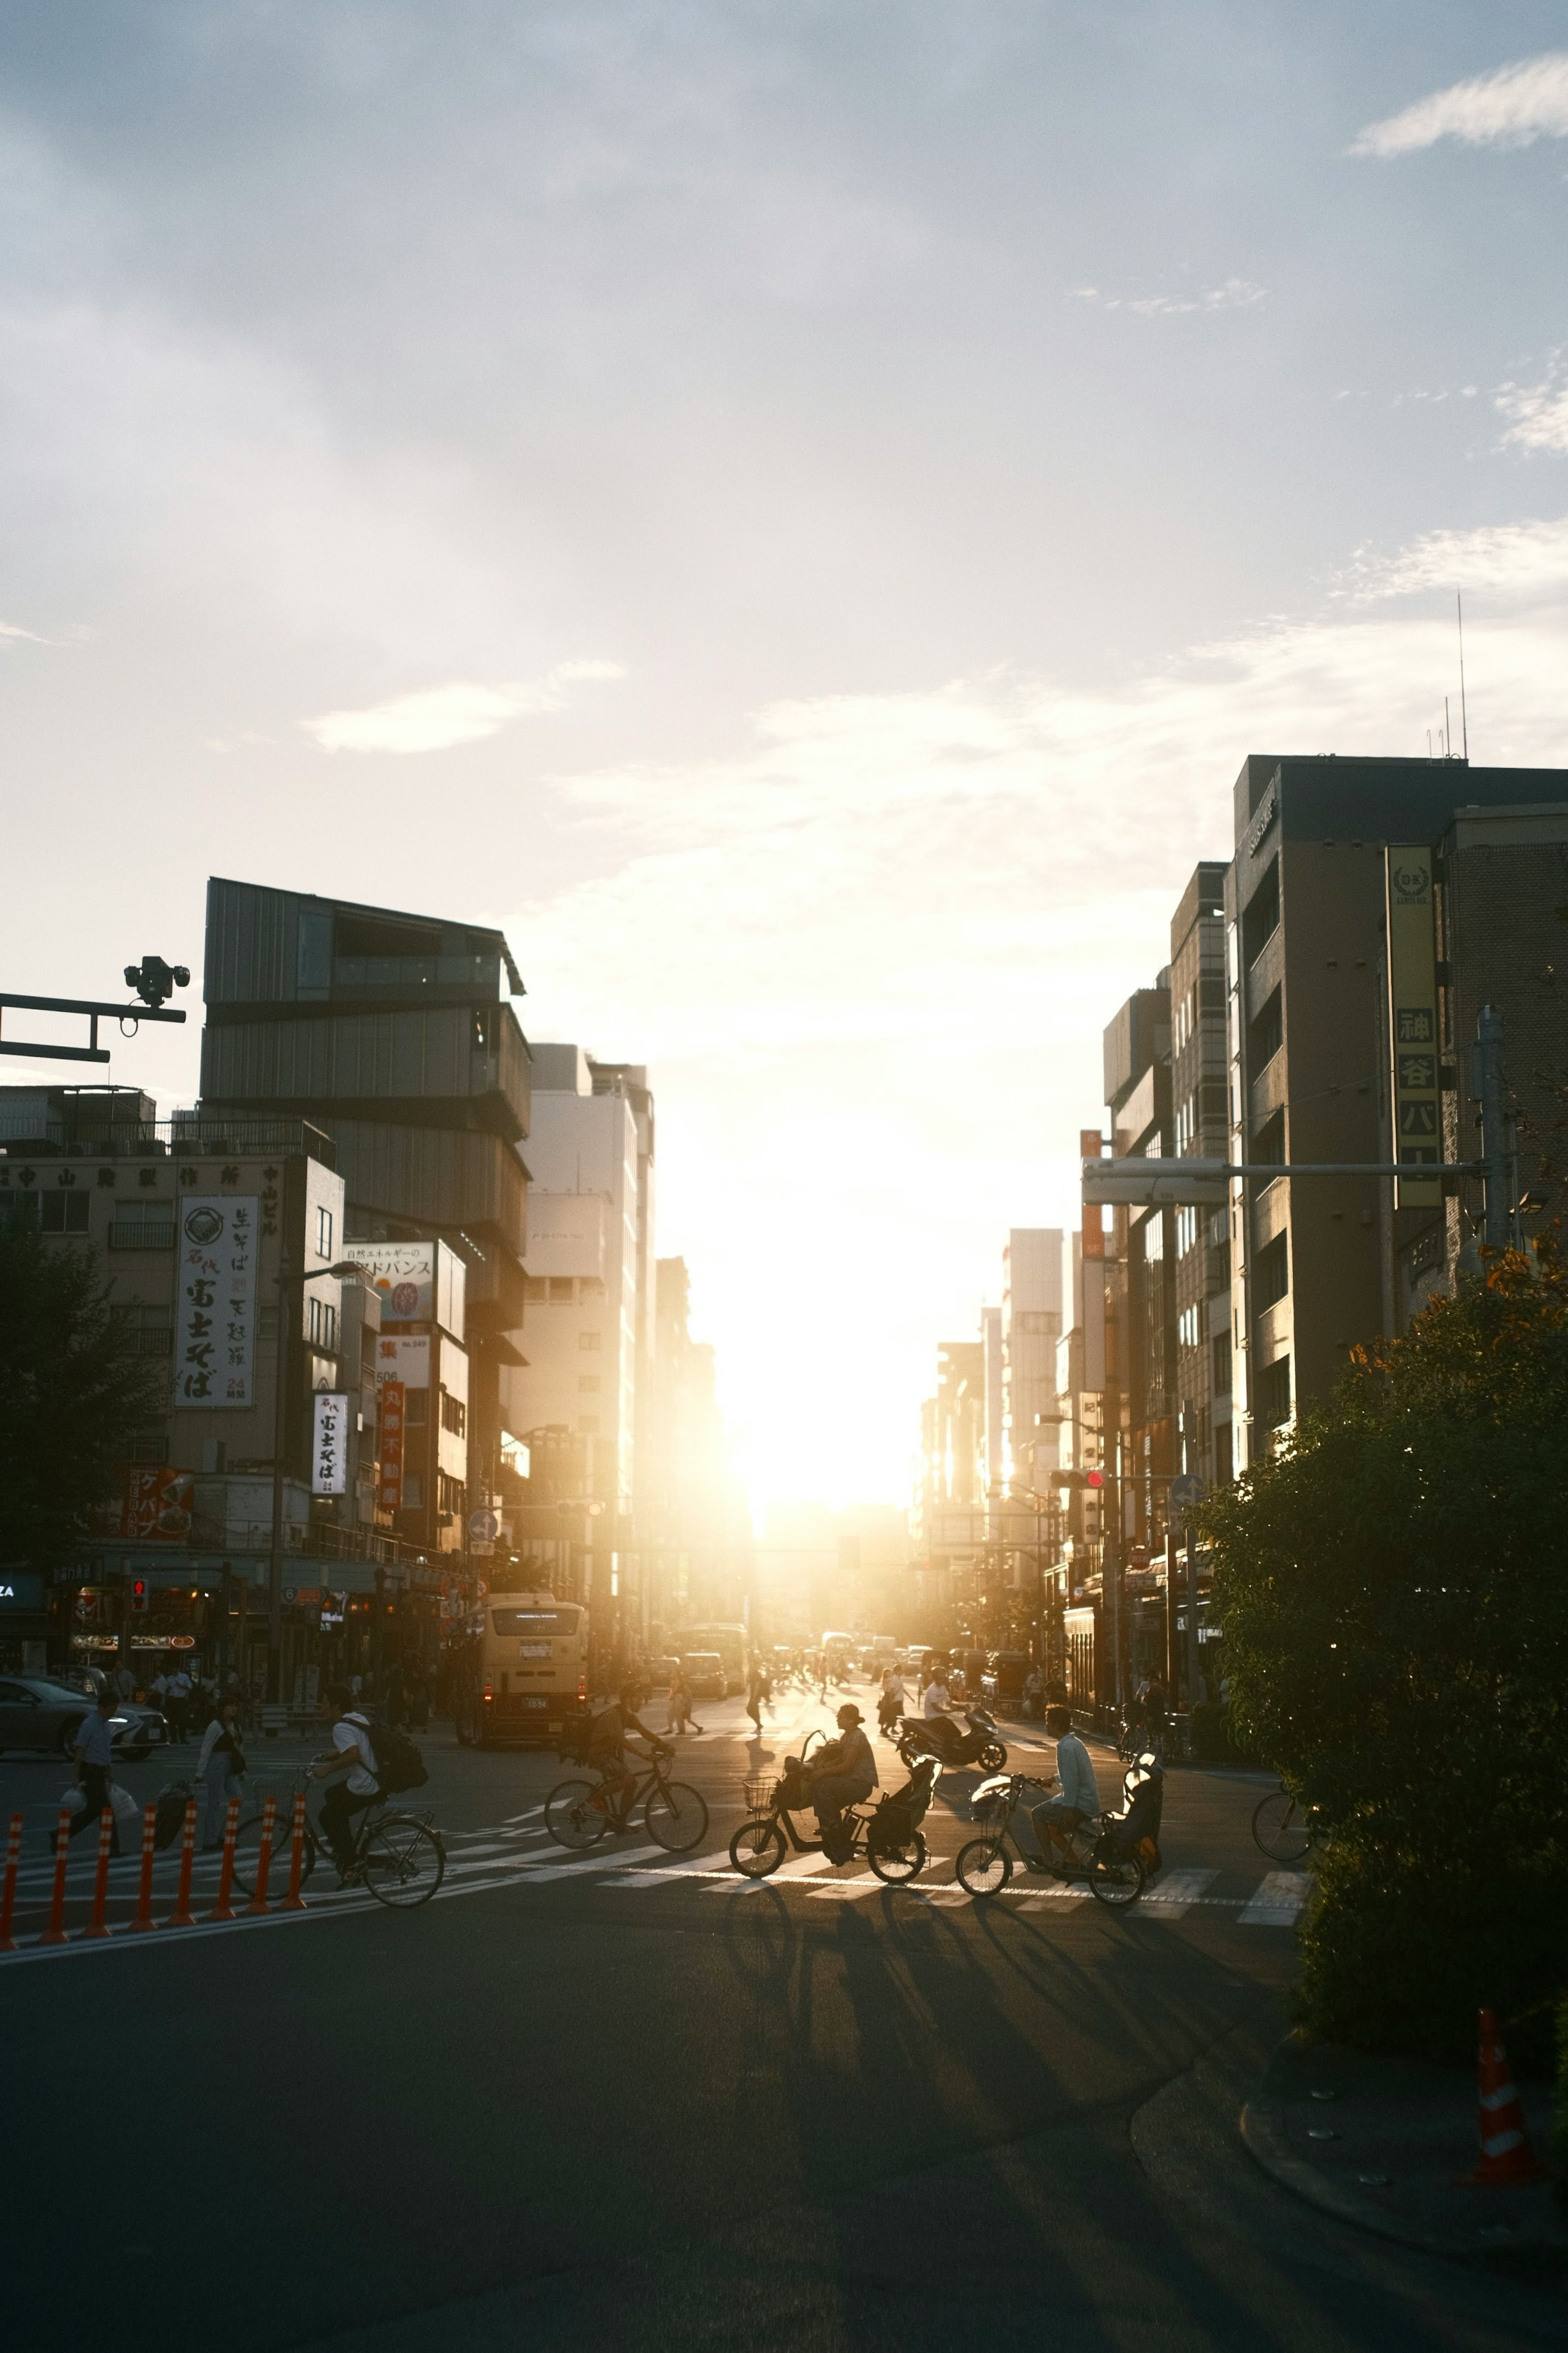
(896, 1706, 1007, 1774)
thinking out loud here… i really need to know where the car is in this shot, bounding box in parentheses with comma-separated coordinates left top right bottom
(636, 1655, 682, 1697)
(680, 1651, 726, 1702)
(0, 1676, 169, 1762)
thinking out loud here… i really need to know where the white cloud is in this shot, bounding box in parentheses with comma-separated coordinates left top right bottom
(1072, 278, 1265, 316)
(513, 514, 1568, 1507)
(1352, 51, 1568, 158)
(0, 620, 46, 642)
(1497, 358, 1568, 454)
(301, 660, 623, 754)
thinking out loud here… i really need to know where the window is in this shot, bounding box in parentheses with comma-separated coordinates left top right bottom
(524, 1276, 549, 1301)
(122, 1428, 170, 1465)
(1212, 1334, 1232, 1396)
(40, 1191, 90, 1234)
(580, 1277, 606, 1300)
(1247, 986, 1283, 1073)
(1254, 1354, 1292, 1430)
(403, 1472, 424, 1508)
(1254, 1232, 1289, 1311)
(1241, 857, 1279, 967)
(548, 1277, 574, 1302)
(114, 1305, 173, 1356)
(1214, 1421, 1233, 1483)
(307, 1295, 338, 1351)
(1177, 1305, 1202, 1352)
(579, 1330, 601, 1350)
(315, 1204, 334, 1260)
(440, 1390, 467, 1436)
(404, 1388, 427, 1424)
(578, 1374, 600, 1393)
(1251, 1110, 1285, 1169)
(437, 1470, 467, 1519)
(109, 1212, 176, 1249)
(0, 1193, 39, 1230)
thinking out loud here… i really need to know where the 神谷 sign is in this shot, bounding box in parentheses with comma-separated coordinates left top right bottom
(174, 1195, 258, 1406)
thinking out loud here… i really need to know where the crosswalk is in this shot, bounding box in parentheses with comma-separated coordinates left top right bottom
(0, 1811, 1312, 1962)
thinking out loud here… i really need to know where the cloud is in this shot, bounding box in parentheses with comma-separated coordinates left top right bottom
(1352, 51, 1568, 157)
(1071, 278, 1265, 316)
(0, 620, 46, 642)
(301, 660, 623, 753)
(1497, 357, 1568, 454)
(512, 513, 1568, 1505)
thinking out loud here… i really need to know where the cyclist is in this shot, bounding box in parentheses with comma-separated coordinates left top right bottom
(1029, 1704, 1102, 1877)
(314, 1684, 380, 1881)
(809, 1701, 880, 1863)
(588, 1683, 666, 1818)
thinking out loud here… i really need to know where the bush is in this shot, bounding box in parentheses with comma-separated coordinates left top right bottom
(1187, 1699, 1248, 1763)
(1557, 1994, 1568, 2212)
(1197, 1250, 1568, 2063)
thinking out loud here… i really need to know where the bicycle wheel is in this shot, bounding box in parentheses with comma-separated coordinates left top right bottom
(866, 1830, 926, 1885)
(1087, 1845, 1145, 1907)
(1252, 1788, 1312, 1865)
(729, 1818, 786, 1877)
(231, 1811, 318, 1900)
(955, 1838, 1012, 1897)
(644, 1780, 709, 1852)
(361, 1818, 445, 1909)
(546, 1777, 609, 1850)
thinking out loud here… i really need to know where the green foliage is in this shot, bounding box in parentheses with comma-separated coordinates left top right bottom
(1188, 1698, 1250, 1763)
(1556, 1993, 1568, 2211)
(0, 1224, 165, 1566)
(1197, 1251, 1568, 2061)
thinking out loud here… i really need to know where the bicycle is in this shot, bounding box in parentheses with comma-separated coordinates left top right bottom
(231, 1771, 445, 1909)
(954, 1771, 1145, 1907)
(728, 1753, 932, 1886)
(545, 1742, 709, 1852)
(1251, 1781, 1318, 1865)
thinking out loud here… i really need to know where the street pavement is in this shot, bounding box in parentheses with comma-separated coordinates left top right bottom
(2, 1687, 1559, 2351)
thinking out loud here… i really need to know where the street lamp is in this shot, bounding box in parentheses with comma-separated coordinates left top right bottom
(266, 1257, 367, 1704)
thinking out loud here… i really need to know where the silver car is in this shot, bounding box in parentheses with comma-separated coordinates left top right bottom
(0, 1676, 169, 1762)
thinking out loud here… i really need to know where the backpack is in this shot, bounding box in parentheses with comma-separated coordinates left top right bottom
(365, 1718, 428, 1794)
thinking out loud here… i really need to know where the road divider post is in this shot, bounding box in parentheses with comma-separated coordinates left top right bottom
(166, 1799, 198, 1929)
(82, 1807, 115, 1938)
(282, 1792, 308, 1911)
(127, 1802, 158, 1932)
(40, 1804, 73, 1945)
(207, 1797, 241, 1923)
(245, 1795, 277, 1917)
(0, 1812, 22, 1952)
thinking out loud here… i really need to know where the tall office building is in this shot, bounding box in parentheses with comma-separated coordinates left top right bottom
(1000, 1229, 1065, 1494)
(1167, 864, 1232, 1483)
(198, 879, 531, 1551)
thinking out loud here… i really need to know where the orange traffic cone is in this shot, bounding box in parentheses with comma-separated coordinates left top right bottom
(1462, 2007, 1547, 2186)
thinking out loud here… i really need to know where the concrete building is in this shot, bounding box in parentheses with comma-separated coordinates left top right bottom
(198, 877, 531, 1541)
(1167, 863, 1233, 1485)
(1000, 1229, 1065, 1495)
(1105, 984, 1176, 1561)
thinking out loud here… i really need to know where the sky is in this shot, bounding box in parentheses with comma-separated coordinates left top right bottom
(7, 6, 1568, 1511)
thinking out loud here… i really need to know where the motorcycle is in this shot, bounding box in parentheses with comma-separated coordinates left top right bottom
(896, 1705, 1007, 1774)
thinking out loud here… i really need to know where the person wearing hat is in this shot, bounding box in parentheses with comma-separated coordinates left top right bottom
(810, 1701, 880, 1864)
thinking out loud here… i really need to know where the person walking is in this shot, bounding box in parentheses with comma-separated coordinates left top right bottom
(196, 1697, 247, 1849)
(164, 1664, 193, 1743)
(744, 1662, 767, 1737)
(57, 1690, 122, 1856)
(667, 1664, 702, 1737)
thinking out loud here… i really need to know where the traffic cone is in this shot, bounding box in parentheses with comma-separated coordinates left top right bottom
(1462, 2007, 1547, 2186)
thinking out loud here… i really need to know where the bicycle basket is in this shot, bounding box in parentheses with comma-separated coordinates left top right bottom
(741, 1775, 778, 1813)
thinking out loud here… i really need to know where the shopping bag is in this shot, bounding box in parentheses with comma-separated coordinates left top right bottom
(60, 1785, 85, 1815)
(110, 1784, 142, 1827)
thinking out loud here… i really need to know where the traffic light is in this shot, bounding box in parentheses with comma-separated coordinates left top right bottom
(1051, 1470, 1105, 1491)
(130, 1577, 149, 1614)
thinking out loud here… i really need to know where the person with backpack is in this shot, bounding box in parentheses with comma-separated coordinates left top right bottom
(197, 1696, 247, 1849)
(314, 1685, 381, 1881)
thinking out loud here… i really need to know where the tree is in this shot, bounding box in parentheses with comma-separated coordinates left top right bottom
(1198, 1250, 1568, 2063)
(0, 1224, 165, 1567)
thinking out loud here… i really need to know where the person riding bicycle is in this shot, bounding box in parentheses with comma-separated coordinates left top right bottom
(315, 1684, 381, 1882)
(589, 1684, 666, 1816)
(1029, 1704, 1101, 1878)
(808, 1702, 880, 1863)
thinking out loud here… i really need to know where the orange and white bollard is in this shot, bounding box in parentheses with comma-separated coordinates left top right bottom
(1463, 2007, 1548, 2186)
(0, 1811, 23, 1952)
(245, 1794, 277, 1917)
(207, 1797, 241, 1923)
(281, 1791, 308, 1911)
(82, 1807, 115, 1939)
(40, 1803, 74, 1946)
(127, 1802, 158, 1933)
(165, 1798, 198, 1929)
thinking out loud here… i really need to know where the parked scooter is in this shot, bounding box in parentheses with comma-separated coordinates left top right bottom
(896, 1706, 1007, 1774)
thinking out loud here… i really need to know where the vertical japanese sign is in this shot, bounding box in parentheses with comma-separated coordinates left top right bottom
(175, 1196, 257, 1405)
(312, 1392, 350, 1495)
(1385, 848, 1441, 1208)
(1080, 1126, 1105, 1260)
(379, 1380, 405, 1512)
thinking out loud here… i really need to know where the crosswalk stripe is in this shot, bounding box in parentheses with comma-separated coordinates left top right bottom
(808, 1873, 882, 1900)
(1239, 1870, 1310, 1925)
(1139, 1868, 1219, 1915)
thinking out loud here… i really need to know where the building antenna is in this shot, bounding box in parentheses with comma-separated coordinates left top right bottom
(1444, 694, 1451, 759)
(1457, 590, 1470, 760)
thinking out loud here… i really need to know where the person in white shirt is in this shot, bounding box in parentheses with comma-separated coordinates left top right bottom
(196, 1697, 246, 1849)
(877, 1665, 907, 1736)
(922, 1672, 950, 1720)
(314, 1685, 381, 1880)
(1030, 1706, 1102, 1876)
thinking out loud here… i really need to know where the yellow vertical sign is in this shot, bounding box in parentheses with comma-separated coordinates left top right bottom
(1385, 846, 1441, 1208)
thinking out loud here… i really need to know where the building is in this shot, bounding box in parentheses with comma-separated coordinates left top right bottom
(1104, 985, 1176, 1563)
(0, 1083, 428, 1691)
(1167, 863, 1232, 1484)
(1000, 1228, 1065, 1495)
(341, 1236, 472, 1555)
(644, 1256, 751, 1637)
(198, 877, 531, 1543)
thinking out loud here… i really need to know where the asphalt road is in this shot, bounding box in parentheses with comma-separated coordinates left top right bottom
(2, 1690, 1559, 2351)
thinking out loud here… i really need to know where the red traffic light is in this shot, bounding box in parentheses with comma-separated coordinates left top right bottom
(130, 1577, 149, 1613)
(1085, 1470, 1105, 1490)
(1050, 1470, 1107, 1492)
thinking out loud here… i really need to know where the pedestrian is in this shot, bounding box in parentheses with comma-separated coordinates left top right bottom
(57, 1691, 122, 1856)
(408, 1675, 430, 1733)
(1023, 1666, 1044, 1721)
(165, 1663, 193, 1742)
(196, 1697, 247, 1848)
(745, 1662, 767, 1736)
(113, 1660, 135, 1702)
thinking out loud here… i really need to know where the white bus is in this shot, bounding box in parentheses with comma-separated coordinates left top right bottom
(679, 1621, 750, 1697)
(466, 1585, 589, 1749)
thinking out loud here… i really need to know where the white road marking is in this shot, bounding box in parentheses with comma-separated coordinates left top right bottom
(808, 1873, 883, 1900)
(1139, 1869, 1219, 1915)
(1239, 1871, 1310, 1925)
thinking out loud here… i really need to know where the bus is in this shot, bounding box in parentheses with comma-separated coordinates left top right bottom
(462, 1584, 590, 1749)
(678, 1621, 750, 1697)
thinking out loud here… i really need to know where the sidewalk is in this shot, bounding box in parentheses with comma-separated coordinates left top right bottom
(1242, 2028, 1564, 2267)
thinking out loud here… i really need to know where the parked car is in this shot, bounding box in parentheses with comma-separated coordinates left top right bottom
(680, 1651, 727, 1702)
(0, 1677, 169, 1761)
(982, 1651, 1029, 1712)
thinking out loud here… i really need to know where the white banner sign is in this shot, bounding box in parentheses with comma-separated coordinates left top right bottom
(374, 1332, 430, 1389)
(174, 1196, 258, 1408)
(353, 1239, 434, 1321)
(312, 1392, 350, 1495)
